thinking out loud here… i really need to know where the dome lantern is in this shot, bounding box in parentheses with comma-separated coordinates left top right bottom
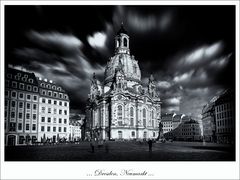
(115, 23, 130, 55)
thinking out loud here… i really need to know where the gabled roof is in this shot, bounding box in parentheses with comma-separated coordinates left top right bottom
(173, 114, 182, 122)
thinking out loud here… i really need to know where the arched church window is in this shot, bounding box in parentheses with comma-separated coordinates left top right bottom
(117, 105, 123, 126)
(152, 110, 154, 127)
(123, 37, 127, 47)
(130, 107, 134, 126)
(116, 38, 120, 47)
(133, 65, 137, 74)
(143, 108, 146, 127)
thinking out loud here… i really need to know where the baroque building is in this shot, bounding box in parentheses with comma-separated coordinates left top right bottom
(86, 25, 161, 140)
(5, 66, 70, 146)
(5, 67, 40, 146)
(38, 78, 70, 143)
(201, 89, 235, 144)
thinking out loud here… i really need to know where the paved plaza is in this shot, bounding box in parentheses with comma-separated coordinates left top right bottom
(5, 141, 235, 161)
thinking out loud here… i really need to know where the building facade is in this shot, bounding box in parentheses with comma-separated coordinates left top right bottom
(202, 102, 216, 142)
(214, 90, 235, 144)
(69, 121, 82, 142)
(202, 89, 235, 144)
(86, 25, 161, 140)
(5, 68, 40, 146)
(38, 78, 70, 143)
(161, 113, 174, 134)
(170, 119, 202, 141)
(5, 67, 70, 145)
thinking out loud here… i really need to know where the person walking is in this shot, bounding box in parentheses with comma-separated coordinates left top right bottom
(90, 138, 95, 153)
(148, 139, 153, 152)
(105, 140, 109, 153)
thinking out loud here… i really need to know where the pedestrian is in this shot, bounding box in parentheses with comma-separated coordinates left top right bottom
(90, 138, 95, 153)
(148, 139, 153, 152)
(105, 140, 109, 153)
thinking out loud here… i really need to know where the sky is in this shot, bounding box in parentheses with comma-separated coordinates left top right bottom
(5, 5, 235, 120)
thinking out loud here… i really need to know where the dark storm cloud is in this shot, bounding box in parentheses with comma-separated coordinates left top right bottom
(14, 30, 104, 111)
(5, 5, 235, 117)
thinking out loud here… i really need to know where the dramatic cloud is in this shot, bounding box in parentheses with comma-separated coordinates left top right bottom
(15, 30, 104, 111)
(6, 6, 234, 117)
(127, 10, 173, 32)
(173, 70, 194, 83)
(87, 32, 107, 48)
(176, 41, 223, 68)
(28, 31, 83, 52)
(157, 81, 172, 89)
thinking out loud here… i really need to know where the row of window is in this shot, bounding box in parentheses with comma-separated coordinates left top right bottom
(41, 117, 67, 124)
(6, 91, 68, 103)
(41, 89, 68, 99)
(162, 121, 172, 124)
(217, 127, 233, 133)
(41, 107, 68, 115)
(6, 100, 38, 110)
(41, 98, 68, 106)
(182, 128, 197, 132)
(181, 132, 197, 136)
(6, 91, 38, 101)
(117, 131, 156, 138)
(117, 105, 156, 127)
(216, 111, 233, 119)
(217, 118, 234, 127)
(9, 122, 36, 132)
(40, 83, 62, 91)
(216, 103, 232, 112)
(9, 112, 37, 120)
(163, 124, 172, 127)
(41, 126, 67, 133)
(7, 73, 32, 81)
(6, 80, 38, 91)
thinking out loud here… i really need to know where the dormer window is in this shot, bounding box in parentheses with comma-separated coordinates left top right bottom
(28, 79, 33, 83)
(22, 77, 27, 82)
(7, 74, 12, 79)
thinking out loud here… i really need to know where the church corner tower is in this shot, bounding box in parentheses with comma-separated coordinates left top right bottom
(86, 24, 161, 141)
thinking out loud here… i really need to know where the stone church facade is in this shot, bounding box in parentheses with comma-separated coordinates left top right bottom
(86, 25, 161, 140)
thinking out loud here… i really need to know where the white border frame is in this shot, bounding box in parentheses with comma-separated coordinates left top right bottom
(0, 1, 239, 180)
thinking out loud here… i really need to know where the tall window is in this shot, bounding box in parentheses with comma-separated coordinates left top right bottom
(143, 108, 146, 127)
(118, 131, 123, 139)
(130, 107, 134, 126)
(9, 122, 16, 131)
(18, 123, 22, 130)
(123, 37, 127, 47)
(33, 104, 37, 110)
(133, 65, 137, 74)
(11, 101, 16, 107)
(152, 111, 154, 127)
(117, 105, 123, 126)
(41, 107, 45, 113)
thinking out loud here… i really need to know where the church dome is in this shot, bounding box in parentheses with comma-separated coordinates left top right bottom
(104, 53, 141, 84)
(104, 24, 141, 85)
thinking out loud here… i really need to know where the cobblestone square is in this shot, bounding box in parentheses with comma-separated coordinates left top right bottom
(5, 141, 235, 161)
